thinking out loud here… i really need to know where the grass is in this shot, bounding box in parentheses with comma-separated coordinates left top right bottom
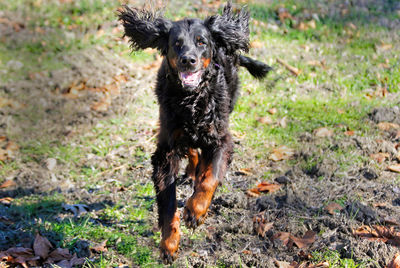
(1, 0, 399, 266)
(312, 250, 366, 268)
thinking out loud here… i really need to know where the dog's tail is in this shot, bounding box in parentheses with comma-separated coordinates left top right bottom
(239, 55, 272, 79)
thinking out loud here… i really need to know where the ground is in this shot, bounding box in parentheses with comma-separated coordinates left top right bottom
(0, 0, 400, 267)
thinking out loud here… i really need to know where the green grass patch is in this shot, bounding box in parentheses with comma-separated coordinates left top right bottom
(311, 249, 372, 267)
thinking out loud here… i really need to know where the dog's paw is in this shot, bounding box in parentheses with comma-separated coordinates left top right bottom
(160, 211, 180, 264)
(160, 248, 177, 265)
(183, 195, 209, 229)
(183, 205, 207, 229)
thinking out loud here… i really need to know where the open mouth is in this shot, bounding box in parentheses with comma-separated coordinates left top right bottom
(179, 71, 202, 88)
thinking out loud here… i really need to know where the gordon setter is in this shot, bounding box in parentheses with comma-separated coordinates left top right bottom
(119, 2, 271, 263)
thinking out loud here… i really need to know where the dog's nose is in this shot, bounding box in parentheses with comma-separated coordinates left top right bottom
(179, 55, 197, 66)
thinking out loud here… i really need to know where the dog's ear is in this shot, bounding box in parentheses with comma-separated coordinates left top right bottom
(118, 6, 172, 55)
(204, 2, 250, 55)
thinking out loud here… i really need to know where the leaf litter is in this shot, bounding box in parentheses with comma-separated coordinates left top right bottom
(0, 233, 85, 267)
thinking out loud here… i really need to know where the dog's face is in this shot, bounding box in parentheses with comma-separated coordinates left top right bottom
(167, 19, 213, 88)
(119, 3, 250, 88)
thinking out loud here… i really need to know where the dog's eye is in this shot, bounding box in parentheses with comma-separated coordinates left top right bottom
(175, 41, 181, 47)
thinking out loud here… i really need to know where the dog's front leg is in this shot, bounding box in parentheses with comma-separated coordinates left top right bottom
(184, 135, 233, 228)
(151, 143, 180, 264)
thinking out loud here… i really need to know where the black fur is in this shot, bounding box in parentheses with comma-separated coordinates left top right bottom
(118, 2, 271, 263)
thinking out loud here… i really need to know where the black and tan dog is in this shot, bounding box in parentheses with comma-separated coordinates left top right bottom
(119, 2, 271, 263)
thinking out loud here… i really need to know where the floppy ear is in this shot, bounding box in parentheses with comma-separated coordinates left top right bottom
(118, 6, 172, 55)
(204, 2, 250, 55)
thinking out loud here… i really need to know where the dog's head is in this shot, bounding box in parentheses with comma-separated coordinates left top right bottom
(119, 2, 250, 89)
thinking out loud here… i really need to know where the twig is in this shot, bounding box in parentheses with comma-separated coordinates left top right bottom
(276, 58, 301, 76)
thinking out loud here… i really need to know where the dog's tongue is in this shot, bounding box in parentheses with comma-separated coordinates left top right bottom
(179, 71, 202, 87)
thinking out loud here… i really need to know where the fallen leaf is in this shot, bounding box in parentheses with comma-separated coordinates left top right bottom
(277, 58, 301, 76)
(0, 97, 24, 109)
(376, 42, 392, 51)
(0, 197, 13, 205)
(325, 202, 343, 215)
(268, 108, 278, 115)
(344, 130, 355, 136)
(91, 92, 111, 112)
(277, 117, 287, 128)
(370, 152, 390, 163)
(276, 7, 294, 22)
(295, 21, 308, 31)
(388, 253, 400, 268)
(33, 233, 53, 259)
(250, 40, 263, 48)
(291, 230, 316, 249)
(313, 127, 333, 137)
(0, 247, 38, 268)
(45, 158, 57, 171)
(378, 122, 400, 131)
(353, 225, 400, 246)
(315, 261, 330, 268)
(273, 232, 291, 246)
(246, 188, 260, 197)
(47, 248, 72, 263)
(257, 182, 281, 193)
(274, 260, 298, 268)
(307, 20, 316, 29)
(236, 168, 253, 176)
(0, 180, 16, 189)
(269, 145, 294, 161)
(0, 138, 19, 161)
(273, 231, 316, 249)
(90, 240, 108, 253)
(257, 116, 273, 125)
(388, 164, 400, 173)
(372, 202, 388, 208)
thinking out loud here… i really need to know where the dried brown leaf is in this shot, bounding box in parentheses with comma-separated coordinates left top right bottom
(269, 145, 294, 161)
(273, 232, 291, 246)
(91, 92, 111, 111)
(246, 188, 260, 197)
(0, 180, 16, 189)
(253, 214, 273, 237)
(291, 230, 316, 249)
(268, 107, 278, 115)
(250, 40, 263, 48)
(388, 164, 400, 173)
(236, 168, 253, 176)
(33, 233, 53, 259)
(257, 116, 273, 125)
(370, 152, 390, 163)
(376, 42, 392, 51)
(274, 260, 298, 268)
(90, 240, 108, 253)
(378, 122, 400, 131)
(277, 117, 287, 128)
(353, 225, 400, 246)
(47, 248, 72, 263)
(325, 202, 343, 215)
(344, 130, 355, 136)
(257, 182, 281, 193)
(0, 197, 13, 205)
(313, 127, 333, 137)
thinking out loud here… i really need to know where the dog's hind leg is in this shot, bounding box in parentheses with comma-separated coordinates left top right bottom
(151, 142, 181, 264)
(183, 135, 233, 228)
